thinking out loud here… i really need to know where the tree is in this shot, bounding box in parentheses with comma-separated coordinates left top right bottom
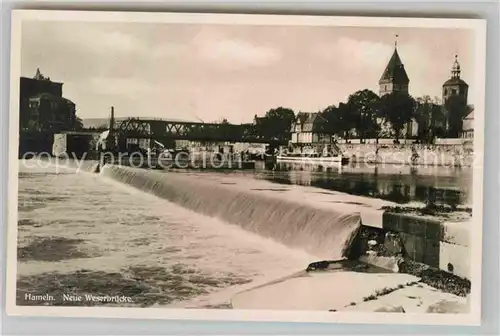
(414, 96, 446, 143)
(379, 92, 416, 142)
(444, 95, 469, 138)
(346, 89, 381, 142)
(255, 107, 295, 141)
(337, 102, 356, 140)
(320, 103, 354, 140)
(320, 105, 340, 135)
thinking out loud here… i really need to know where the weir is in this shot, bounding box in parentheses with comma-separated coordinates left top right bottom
(99, 164, 471, 281)
(100, 165, 362, 260)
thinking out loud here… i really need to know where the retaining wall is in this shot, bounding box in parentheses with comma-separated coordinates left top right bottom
(52, 132, 100, 159)
(360, 212, 470, 279)
(338, 143, 474, 167)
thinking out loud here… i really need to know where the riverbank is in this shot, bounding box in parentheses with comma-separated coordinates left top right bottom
(338, 143, 475, 167)
(381, 204, 472, 223)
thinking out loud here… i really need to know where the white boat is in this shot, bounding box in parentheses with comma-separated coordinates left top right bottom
(276, 154, 347, 165)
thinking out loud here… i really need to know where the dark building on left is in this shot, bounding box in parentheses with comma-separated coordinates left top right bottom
(19, 68, 82, 156)
(19, 68, 78, 132)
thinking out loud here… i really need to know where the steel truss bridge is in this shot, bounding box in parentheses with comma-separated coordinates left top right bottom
(113, 118, 284, 144)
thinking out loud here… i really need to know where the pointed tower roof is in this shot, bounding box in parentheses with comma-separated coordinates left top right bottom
(452, 54, 461, 76)
(443, 54, 468, 87)
(379, 47, 409, 85)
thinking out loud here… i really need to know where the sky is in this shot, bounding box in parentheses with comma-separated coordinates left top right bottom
(21, 20, 476, 124)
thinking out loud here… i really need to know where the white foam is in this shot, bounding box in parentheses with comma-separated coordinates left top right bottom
(18, 165, 315, 305)
(101, 165, 366, 260)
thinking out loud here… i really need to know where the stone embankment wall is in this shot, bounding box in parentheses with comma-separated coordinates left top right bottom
(357, 213, 470, 280)
(339, 143, 475, 167)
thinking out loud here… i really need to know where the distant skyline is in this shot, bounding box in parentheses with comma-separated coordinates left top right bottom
(21, 21, 475, 124)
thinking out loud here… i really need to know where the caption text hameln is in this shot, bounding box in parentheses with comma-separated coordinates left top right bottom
(24, 293, 133, 303)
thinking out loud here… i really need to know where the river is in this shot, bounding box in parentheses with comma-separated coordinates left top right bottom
(16, 159, 471, 308)
(166, 161, 471, 207)
(252, 162, 472, 207)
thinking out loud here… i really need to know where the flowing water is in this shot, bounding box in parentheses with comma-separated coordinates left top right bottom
(16, 161, 315, 308)
(101, 165, 362, 260)
(16, 158, 471, 308)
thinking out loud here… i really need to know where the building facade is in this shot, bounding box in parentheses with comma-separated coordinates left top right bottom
(289, 112, 337, 154)
(28, 93, 77, 131)
(19, 68, 77, 132)
(290, 112, 330, 144)
(461, 110, 474, 139)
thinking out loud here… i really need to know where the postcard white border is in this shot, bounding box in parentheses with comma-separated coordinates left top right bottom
(6, 10, 486, 326)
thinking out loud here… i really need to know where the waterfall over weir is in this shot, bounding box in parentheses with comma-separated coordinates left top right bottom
(100, 165, 362, 260)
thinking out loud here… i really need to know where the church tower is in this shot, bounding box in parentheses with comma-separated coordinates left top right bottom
(379, 37, 410, 96)
(442, 55, 470, 138)
(442, 55, 468, 104)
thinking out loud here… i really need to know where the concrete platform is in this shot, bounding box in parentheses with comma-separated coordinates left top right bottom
(231, 271, 419, 311)
(341, 283, 468, 314)
(231, 266, 468, 314)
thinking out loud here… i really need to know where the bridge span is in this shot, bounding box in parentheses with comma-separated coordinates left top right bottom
(114, 117, 273, 143)
(85, 108, 286, 157)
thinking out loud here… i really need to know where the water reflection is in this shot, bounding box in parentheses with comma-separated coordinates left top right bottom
(254, 162, 472, 207)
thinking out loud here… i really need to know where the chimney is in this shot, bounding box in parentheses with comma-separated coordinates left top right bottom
(106, 106, 116, 152)
(109, 106, 115, 132)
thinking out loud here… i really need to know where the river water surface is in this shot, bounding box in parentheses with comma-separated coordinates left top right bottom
(16, 159, 471, 308)
(17, 162, 313, 308)
(252, 162, 472, 207)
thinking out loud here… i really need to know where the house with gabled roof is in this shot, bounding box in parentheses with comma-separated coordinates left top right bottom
(290, 112, 330, 144)
(288, 112, 342, 155)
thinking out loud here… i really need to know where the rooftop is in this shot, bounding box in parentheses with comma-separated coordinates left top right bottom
(443, 77, 468, 87)
(379, 48, 409, 85)
(292, 112, 328, 132)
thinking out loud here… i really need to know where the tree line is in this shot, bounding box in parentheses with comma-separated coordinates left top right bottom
(244, 89, 469, 144)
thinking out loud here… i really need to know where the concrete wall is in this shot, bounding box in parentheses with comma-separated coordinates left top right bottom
(338, 143, 474, 167)
(361, 213, 470, 279)
(52, 133, 67, 157)
(339, 139, 415, 145)
(52, 132, 100, 159)
(434, 138, 467, 145)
